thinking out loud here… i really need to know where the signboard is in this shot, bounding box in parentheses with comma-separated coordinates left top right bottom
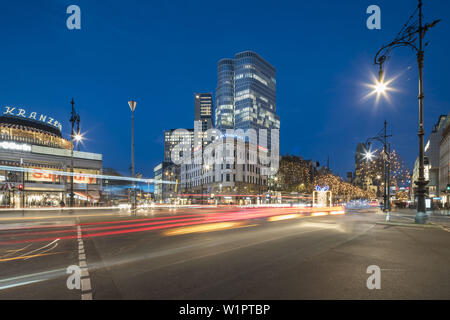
(0, 141, 31, 152)
(27, 167, 98, 184)
(2, 106, 62, 131)
(27, 168, 63, 183)
(72, 169, 98, 184)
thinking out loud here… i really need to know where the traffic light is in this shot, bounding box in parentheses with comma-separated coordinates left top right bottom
(447, 184, 450, 192)
(18, 184, 24, 191)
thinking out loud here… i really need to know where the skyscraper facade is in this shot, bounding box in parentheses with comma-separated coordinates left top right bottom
(215, 51, 280, 138)
(215, 59, 235, 130)
(179, 51, 280, 204)
(164, 129, 194, 163)
(194, 93, 213, 131)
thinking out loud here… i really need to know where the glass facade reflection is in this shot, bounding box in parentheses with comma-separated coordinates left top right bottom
(215, 51, 280, 146)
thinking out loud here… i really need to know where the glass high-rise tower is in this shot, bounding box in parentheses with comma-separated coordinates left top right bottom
(194, 93, 213, 131)
(215, 58, 235, 130)
(215, 51, 280, 136)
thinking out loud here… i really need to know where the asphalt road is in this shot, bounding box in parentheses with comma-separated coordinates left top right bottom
(0, 206, 449, 300)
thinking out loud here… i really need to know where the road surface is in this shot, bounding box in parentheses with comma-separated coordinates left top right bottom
(0, 206, 449, 299)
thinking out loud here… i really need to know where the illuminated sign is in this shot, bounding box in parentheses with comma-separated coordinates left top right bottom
(315, 185, 329, 192)
(2, 106, 62, 131)
(0, 141, 31, 152)
(27, 167, 98, 184)
(313, 185, 332, 207)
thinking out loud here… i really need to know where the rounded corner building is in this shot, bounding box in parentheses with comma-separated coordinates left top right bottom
(0, 106, 102, 208)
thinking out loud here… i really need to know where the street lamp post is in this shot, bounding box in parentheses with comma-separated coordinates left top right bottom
(373, 0, 440, 223)
(128, 100, 137, 212)
(69, 98, 80, 208)
(364, 120, 392, 220)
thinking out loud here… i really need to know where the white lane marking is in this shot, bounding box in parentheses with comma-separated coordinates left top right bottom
(77, 225, 93, 300)
(81, 293, 93, 300)
(81, 278, 92, 291)
(80, 268, 89, 278)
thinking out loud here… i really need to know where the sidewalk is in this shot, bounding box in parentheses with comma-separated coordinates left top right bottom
(386, 208, 450, 229)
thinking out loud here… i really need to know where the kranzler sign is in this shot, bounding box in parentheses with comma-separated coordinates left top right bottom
(2, 106, 63, 131)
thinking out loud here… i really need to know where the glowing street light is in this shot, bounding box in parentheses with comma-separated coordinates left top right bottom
(375, 81, 387, 94)
(363, 149, 376, 161)
(364, 151, 373, 161)
(372, 0, 440, 223)
(365, 72, 395, 104)
(74, 133, 83, 142)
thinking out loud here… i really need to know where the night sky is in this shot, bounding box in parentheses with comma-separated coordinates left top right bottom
(1, 0, 449, 178)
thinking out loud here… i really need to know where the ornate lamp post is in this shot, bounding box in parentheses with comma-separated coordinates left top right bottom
(69, 98, 81, 207)
(363, 121, 392, 220)
(373, 0, 440, 223)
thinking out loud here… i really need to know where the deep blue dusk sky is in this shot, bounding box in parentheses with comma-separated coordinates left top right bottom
(1, 0, 449, 177)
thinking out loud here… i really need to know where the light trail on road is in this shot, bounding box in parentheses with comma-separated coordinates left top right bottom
(0, 207, 346, 245)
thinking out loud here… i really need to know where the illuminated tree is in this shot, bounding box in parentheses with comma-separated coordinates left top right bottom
(357, 148, 411, 193)
(395, 190, 408, 200)
(389, 150, 411, 189)
(314, 173, 376, 200)
(274, 155, 312, 192)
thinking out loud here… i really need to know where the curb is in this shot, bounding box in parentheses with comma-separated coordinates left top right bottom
(430, 223, 450, 233)
(376, 221, 441, 229)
